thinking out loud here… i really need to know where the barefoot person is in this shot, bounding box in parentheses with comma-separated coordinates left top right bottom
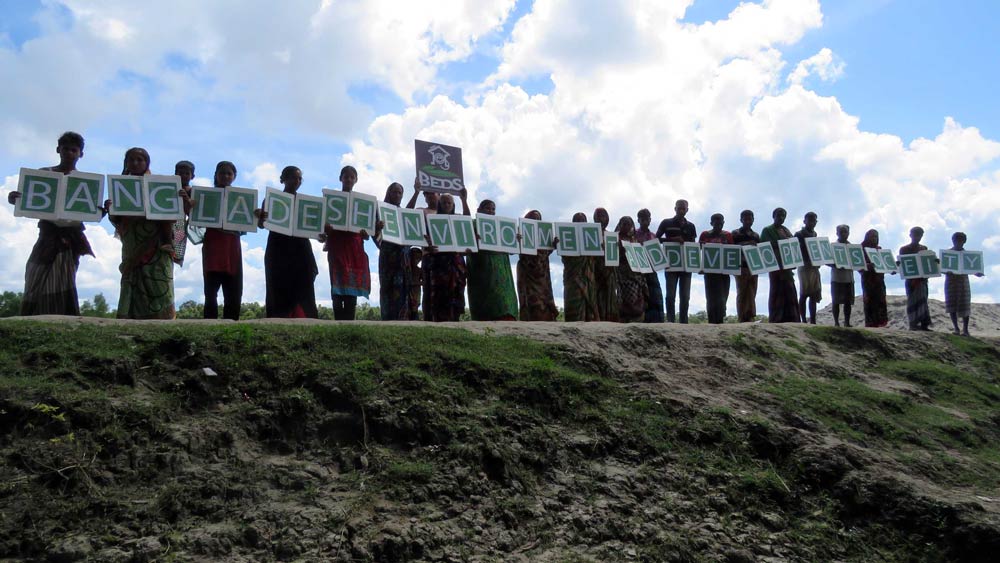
(945, 232, 981, 336)
(593, 207, 620, 322)
(517, 210, 558, 321)
(760, 207, 799, 323)
(423, 190, 470, 322)
(860, 229, 889, 328)
(636, 208, 664, 323)
(468, 199, 518, 321)
(795, 212, 822, 324)
(699, 213, 733, 324)
(7, 132, 101, 315)
(563, 212, 598, 322)
(259, 166, 319, 318)
(830, 224, 855, 327)
(899, 226, 931, 331)
(732, 210, 760, 322)
(321, 165, 371, 320)
(656, 199, 696, 323)
(376, 182, 419, 320)
(202, 161, 244, 321)
(615, 215, 647, 323)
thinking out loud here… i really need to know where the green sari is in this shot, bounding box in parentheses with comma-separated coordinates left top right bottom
(116, 218, 175, 319)
(467, 250, 518, 320)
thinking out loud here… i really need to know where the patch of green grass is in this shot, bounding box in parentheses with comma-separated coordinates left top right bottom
(877, 359, 1000, 419)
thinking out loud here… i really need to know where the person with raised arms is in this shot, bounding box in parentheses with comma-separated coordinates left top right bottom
(375, 182, 420, 320)
(615, 215, 647, 323)
(257, 166, 319, 318)
(319, 165, 371, 320)
(699, 213, 734, 324)
(899, 226, 931, 331)
(760, 207, 800, 323)
(592, 207, 620, 322)
(635, 208, 664, 323)
(945, 231, 981, 336)
(517, 210, 558, 321)
(563, 212, 599, 322)
(7, 132, 102, 315)
(860, 229, 889, 328)
(422, 189, 470, 322)
(467, 199, 518, 321)
(656, 199, 696, 323)
(108, 147, 189, 319)
(201, 161, 244, 320)
(732, 209, 760, 322)
(795, 212, 822, 324)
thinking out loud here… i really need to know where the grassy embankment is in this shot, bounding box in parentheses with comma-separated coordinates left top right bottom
(0, 321, 997, 562)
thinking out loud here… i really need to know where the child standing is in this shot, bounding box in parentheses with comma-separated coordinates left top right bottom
(7, 132, 99, 315)
(171, 160, 196, 267)
(945, 232, 981, 336)
(202, 161, 243, 320)
(322, 165, 371, 320)
(830, 224, 856, 327)
(423, 191, 470, 322)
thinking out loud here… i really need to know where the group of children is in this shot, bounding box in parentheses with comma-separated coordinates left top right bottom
(7, 133, 982, 333)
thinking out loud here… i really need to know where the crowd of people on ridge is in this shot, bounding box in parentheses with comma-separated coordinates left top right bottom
(7, 132, 983, 336)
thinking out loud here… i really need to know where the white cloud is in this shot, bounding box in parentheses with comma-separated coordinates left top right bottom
(787, 47, 845, 85)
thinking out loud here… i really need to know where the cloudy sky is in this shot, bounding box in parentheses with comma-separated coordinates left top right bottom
(2, 0, 998, 314)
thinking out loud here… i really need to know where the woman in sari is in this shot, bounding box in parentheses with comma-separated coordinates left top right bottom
(593, 207, 620, 322)
(467, 199, 518, 321)
(860, 229, 889, 328)
(517, 210, 558, 321)
(615, 216, 647, 323)
(261, 166, 318, 318)
(423, 191, 470, 322)
(376, 182, 418, 320)
(562, 212, 599, 322)
(109, 147, 182, 319)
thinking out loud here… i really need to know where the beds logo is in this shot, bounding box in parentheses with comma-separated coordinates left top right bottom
(415, 139, 465, 194)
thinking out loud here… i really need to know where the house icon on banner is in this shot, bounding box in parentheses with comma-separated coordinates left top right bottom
(428, 145, 451, 170)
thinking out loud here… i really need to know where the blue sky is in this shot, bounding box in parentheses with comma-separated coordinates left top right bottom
(2, 0, 998, 315)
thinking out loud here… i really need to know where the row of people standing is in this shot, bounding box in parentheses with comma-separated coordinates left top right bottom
(9, 133, 978, 330)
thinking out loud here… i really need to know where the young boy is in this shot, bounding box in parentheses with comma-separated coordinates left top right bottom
(945, 232, 981, 336)
(830, 224, 855, 327)
(171, 160, 196, 266)
(7, 132, 100, 315)
(795, 212, 822, 324)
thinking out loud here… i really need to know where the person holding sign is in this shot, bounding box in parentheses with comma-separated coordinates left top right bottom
(517, 210, 558, 321)
(593, 208, 620, 322)
(407, 178, 439, 318)
(829, 225, 856, 327)
(201, 161, 246, 321)
(376, 182, 420, 320)
(656, 199, 696, 323)
(7, 132, 101, 315)
(320, 166, 371, 320)
(467, 200, 518, 321)
(860, 229, 889, 328)
(794, 212, 822, 324)
(900, 226, 932, 331)
(615, 216, 647, 322)
(423, 191, 470, 322)
(945, 232, 980, 336)
(636, 209, 664, 323)
(732, 210, 761, 322)
(170, 160, 196, 267)
(760, 208, 800, 323)
(563, 212, 599, 322)
(699, 213, 734, 324)
(256, 166, 319, 318)
(107, 147, 181, 319)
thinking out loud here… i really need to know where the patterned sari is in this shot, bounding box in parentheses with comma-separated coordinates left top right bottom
(594, 259, 620, 322)
(517, 251, 558, 321)
(424, 252, 467, 322)
(379, 242, 418, 320)
(562, 256, 598, 322)
(116, 218, 175, 319)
